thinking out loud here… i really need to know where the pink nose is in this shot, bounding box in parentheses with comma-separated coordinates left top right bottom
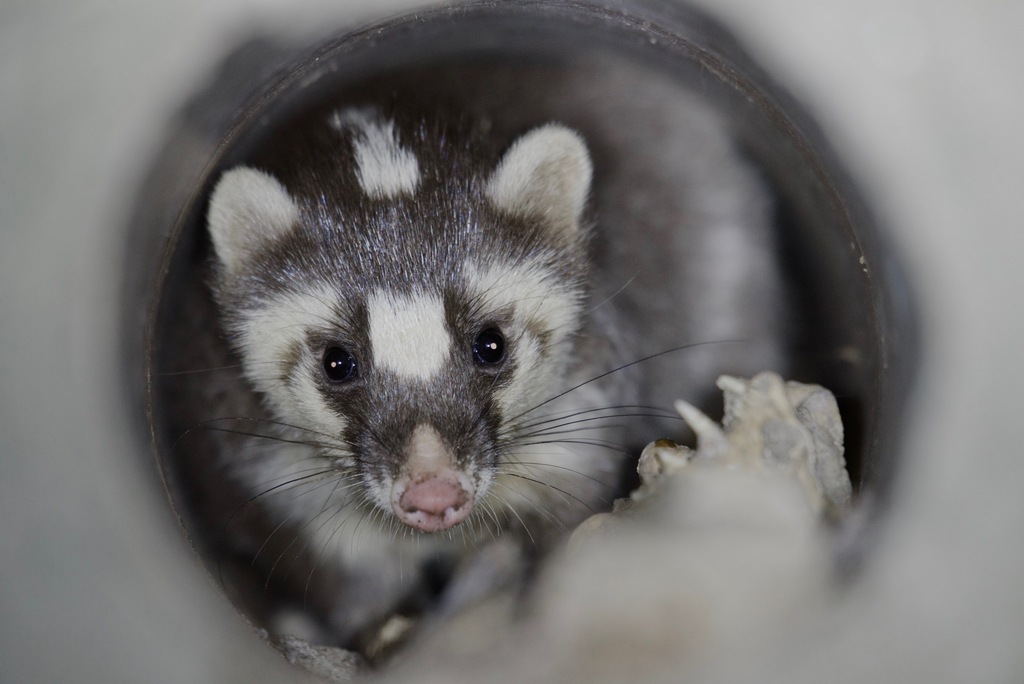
(393, 473, 473, 532)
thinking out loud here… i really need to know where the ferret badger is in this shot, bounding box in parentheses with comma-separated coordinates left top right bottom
(211, 109, 604, 535)
(191, 97, 786, 651)
(204, 108, 627, 644)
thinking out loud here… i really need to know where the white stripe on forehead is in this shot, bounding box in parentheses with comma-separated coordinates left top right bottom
(329, 108, 420, 199)
(368, 289, 451, 381)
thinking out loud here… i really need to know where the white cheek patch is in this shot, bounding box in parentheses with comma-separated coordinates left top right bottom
(330, 108, 420, 199)
(368, 289, 452, 381)
(289, 365, 349, 444)
(235, 284, 346, 435)
(493, 332, 548, 417)
(464, 260, 584, 415)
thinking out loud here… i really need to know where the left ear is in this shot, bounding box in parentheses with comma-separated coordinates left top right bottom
(486, 124, 592, 235)
(207, 166, 300, 276)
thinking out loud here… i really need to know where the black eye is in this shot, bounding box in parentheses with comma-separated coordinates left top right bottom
(323, 347, 358, 383)
(472, 328, 506, 366)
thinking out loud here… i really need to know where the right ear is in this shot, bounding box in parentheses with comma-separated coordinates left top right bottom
(485, 124, 592, 237)
(207, 166, 300, 275)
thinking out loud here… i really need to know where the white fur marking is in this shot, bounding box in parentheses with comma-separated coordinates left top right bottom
(368, 290, 451, 381)
(236, 284, 346, 434)
(463, 260, 581, 345)
(330, 108, 420, 198)
(404, 424, 454, 473)
(463, 259, 584, 418)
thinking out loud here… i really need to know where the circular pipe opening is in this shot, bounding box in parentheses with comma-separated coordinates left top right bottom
(124, 0, 916, 672)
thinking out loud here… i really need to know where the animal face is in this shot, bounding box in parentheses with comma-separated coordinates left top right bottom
(206, 110, 595, 532)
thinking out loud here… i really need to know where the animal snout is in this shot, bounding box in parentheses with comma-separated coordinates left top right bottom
(392, 471, 474, 532)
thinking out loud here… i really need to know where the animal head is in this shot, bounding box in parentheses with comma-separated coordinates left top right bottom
(207, 109, 593, 533)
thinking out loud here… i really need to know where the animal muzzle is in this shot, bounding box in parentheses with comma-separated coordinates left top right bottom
(389, 423, 476, 532)
(391, 470, 475, 532)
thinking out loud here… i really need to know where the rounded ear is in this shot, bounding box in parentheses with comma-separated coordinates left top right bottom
(486, 124, 592, 235)
(207, 166, 299, 274)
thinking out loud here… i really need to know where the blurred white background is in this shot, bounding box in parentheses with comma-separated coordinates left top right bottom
(2, 0, 1022, 681)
